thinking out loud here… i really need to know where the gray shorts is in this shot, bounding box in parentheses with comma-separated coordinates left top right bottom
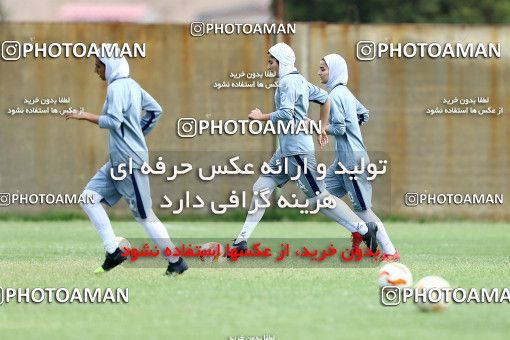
(324, 162, 372, 212)
(261, 151, 326, 198)
(85, 162, 152, 219)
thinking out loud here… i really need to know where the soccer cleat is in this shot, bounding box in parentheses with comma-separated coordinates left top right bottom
(350, 232, 363, 254)
(226, 240, 248, 260)
(94, 248, 127, 274)
(362, 222, 378, 253)
(232, 240, 248, 252)
(381, 250, 401, 263)
(165, 257, 189, 276)
(94, 267, 106, 274)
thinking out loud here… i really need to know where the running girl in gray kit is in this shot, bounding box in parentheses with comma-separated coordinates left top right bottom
(65, 45, 189, 275)
(318, 53, 399, 262)
(231, 43, 378, 253)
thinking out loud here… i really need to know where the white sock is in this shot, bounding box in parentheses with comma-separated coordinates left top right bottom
(80, 189, 118, 254)
(235, 176, 277, 244)
(311, 192, 368, 234)
(137, 210, 179, 263)
(356, 209, 396, 255)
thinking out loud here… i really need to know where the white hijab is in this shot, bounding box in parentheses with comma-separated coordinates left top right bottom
(268, 42, 298, 78)
(323, 54, 348, 90)
(99, 44, 130, 84)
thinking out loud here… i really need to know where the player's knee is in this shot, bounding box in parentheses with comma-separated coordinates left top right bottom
(309, 190, 331, 208)
(314, 190, 330, 199)
(253, 178, 269, 194)
(80, 189, 102, 209)
(132, 207, 154, 221)
(252, 179, 263, 193)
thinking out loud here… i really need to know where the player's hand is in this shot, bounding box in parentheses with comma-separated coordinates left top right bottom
(248, 108, 263, 120)
(317, 127, 328, 149)
(65, 109, 87, 121)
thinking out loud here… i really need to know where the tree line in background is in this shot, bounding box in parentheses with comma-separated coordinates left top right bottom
(0, 0, 5, 21)
(2, 0, 509, 23)
(274, 0, 510, 23)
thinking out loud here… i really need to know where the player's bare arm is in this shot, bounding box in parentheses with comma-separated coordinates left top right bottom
(65, 110, 99, 125)
(248, 108, 270, 121)
(318, 97, 330, 148)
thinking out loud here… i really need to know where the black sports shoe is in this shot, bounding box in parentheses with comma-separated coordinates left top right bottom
(233, 240, 248, 252)
(226, 240, 248, 260)
(165, 257, 189, 276)
(94, 248, 127, 274)
(362, 222, 379, 253)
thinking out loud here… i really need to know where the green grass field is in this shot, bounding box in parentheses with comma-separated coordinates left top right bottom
(0, 220, 509, 339)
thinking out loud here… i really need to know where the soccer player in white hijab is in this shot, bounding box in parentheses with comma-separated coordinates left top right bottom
(318, 53, 399, 261)
(231, 43, 379, 254)
(66, 44, 189, 275)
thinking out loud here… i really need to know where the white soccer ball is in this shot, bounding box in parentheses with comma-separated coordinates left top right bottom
(116, 236, 131, 253)
(377, 263, 413, 287)
(199, 242, 226, 263)
(414, 276, 451, 312)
